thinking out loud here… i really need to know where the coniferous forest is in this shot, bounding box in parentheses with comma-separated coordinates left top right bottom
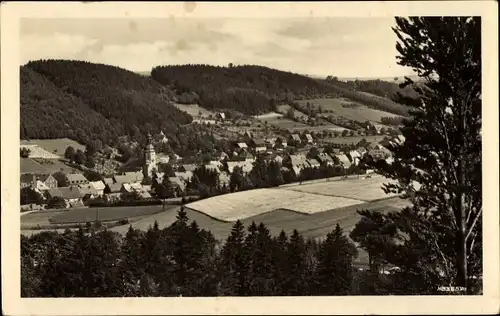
(21, 207, 434, 297)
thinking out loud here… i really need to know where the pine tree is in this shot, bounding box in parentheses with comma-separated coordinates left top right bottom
(249, 223, 275, 295)
(271, 230, 289, 295)
(367, 17, 482, 293)
(218, 220, 248, 295)
(313, 224, 357, 295)
(285, 229, 310, 295)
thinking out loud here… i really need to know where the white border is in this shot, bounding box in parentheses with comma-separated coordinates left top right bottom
(2, 1, 499, 315)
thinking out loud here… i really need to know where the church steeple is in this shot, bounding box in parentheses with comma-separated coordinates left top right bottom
(143, 130, 156, 180)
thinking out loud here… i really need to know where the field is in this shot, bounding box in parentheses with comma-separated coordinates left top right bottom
(20, 138, 85, 155)
(254, 112, 283, 120)
(256, 116, 310, 130)
(173, 103, 218, 118)
(21, 158, 77, 174)
(186, 188, 365, 222)
(48, 205, 171, 224)
(297, 98, 401, 123)
(282, 175, 398, 201)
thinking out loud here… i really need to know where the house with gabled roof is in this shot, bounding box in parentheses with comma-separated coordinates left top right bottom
(302, 133, 314, 144)
(289, 134, 302, 144)
(113, 171, 143, 184)
(316, 153, 335, 166)
(21, 173, 58, 191)
(66, 173, 89, 186)
(275, 137, 288, 149)
(307, 158, 321, 168)
(335, 154, 352, 168)
(46, 186, 85, 208)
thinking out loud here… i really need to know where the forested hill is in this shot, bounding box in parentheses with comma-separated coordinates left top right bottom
(151, 64, 414, 116)
(23, 60, 192, 146)
(151, 64, 337, 115)
(21, 66, 118, 144)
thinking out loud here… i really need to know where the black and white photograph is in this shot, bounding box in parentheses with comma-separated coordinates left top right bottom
(1, 1, 499, 315)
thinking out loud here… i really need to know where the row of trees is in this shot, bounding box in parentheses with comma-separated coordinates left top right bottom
(24, 208, 411, 297)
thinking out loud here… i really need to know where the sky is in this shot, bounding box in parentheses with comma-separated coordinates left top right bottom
(20, 17, 415, 79)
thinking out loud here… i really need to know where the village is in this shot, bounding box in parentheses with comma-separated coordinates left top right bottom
(20, 119, 401, 213)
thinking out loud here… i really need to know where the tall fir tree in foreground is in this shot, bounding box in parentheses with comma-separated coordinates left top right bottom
(313, 225, 357, 295)
(360, 17, 482, 294)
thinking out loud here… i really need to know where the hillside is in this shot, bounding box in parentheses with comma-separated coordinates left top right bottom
(151, 64, 338, 115)
(151, 64, 416, 117)
(23, 60, 192, 146)
(21, 66, 118, 145)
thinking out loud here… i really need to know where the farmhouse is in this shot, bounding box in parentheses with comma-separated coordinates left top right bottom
(265, 137, 277, 147)
(367, 144, 392, 160)
(46, 186, 85, 208)
(103, 177, 114, 186)
(275, 137, 288, 148)
(89, 180, 106, 196)
(20, 174, 58, 191)
(122, 183, 151, 199)
(302, 133, 314, 144)
(104, 183, 123, 201)
(335, 154, 352, 168)
(66, 173, 89, 186)
(114, 171, 143, 185)
(289, 134, 302, 144)
(316, 153, 334, 166)
(349, 150, 362, 164)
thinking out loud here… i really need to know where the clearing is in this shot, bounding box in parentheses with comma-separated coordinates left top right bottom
(173, 103, 219, 118)
(297, 98, 401, 123)
(256, 116, 310, 130)
(21, 138, 85, 156)
(276, 104, 310, 120)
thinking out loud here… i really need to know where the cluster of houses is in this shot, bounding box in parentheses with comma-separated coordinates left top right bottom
(20, 129, 402, 210)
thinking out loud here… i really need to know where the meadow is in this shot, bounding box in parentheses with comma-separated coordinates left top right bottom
(281, 175, 398, 201)
(186, 188, 365, 221)
(48, 205, 171, 224)
(21, 158, 77, 174)
(297, 98, 401, 123)
(172, 103, 219, 118)
(256, 115, 310, 130)
(276, 104, 310, 120)
(20, 138, 85, 155)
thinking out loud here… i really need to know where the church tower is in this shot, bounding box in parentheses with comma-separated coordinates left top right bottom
(143, 132, 157, 180)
